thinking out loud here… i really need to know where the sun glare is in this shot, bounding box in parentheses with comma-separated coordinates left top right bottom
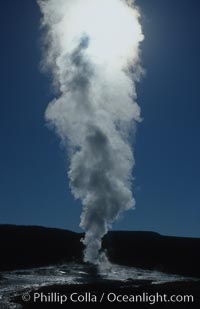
(61, 0, 143, 66)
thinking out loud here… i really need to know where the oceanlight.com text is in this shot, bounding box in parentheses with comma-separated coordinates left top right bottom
(22, 291, 194, 304)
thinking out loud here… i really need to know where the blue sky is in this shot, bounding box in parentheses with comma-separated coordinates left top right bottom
(0, 0, 200, 237)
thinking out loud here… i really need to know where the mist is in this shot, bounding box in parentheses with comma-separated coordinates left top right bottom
(38, 0, 144, 264)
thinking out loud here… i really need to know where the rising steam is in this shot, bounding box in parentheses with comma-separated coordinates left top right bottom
(38, 0, 144, 264)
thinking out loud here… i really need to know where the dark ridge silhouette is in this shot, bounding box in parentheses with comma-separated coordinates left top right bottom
(102, 231, 200, 278)
(0, 225, 200, 278)
(0, 225, 84, 271)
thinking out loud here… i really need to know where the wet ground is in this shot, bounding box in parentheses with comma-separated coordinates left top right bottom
(0, 263, 199, 308)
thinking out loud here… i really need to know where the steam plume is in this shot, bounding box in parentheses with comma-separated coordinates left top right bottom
(38, 0, 144, 264)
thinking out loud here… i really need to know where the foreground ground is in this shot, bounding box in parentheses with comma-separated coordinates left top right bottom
(13, 279, 200, 308)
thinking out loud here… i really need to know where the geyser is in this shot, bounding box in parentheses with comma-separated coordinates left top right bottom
(38, 0, 144, 264)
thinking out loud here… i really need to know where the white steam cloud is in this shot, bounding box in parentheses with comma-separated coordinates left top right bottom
(38, 0, 144, 264)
